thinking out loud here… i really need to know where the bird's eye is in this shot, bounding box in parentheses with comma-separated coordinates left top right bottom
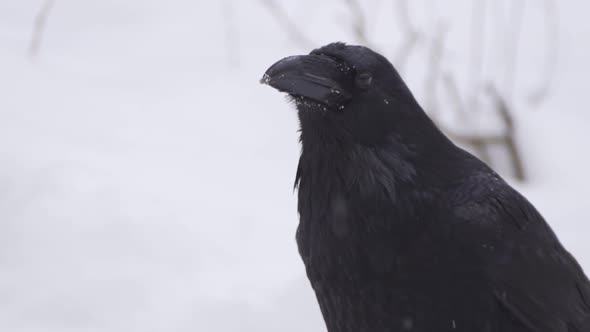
(355, 72, 373, 89)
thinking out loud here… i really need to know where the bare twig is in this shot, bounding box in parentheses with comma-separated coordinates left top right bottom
(29, 0, 56, 58)
(392, 0, 421, 72)
(442, 73, 470, 120)
(440, 73, 492, 164)
(485, 84, 525, 180)
(439, 77, 526, 180)
(466, 0, 487, 110)
(341, 0, 371, 46)
(422, 22, 448, 117)
(259, 0, 314, 49)
(528, 0, 559, 105)
(502, 0, 526, 101)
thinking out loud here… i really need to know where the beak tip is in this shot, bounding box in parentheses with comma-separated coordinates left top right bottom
(259, 73, 271, 85)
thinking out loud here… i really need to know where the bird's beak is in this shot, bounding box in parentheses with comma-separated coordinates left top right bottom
(260, 54, 353, 107)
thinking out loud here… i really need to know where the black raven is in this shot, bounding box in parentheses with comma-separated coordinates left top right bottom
(261, 42, 590, 332)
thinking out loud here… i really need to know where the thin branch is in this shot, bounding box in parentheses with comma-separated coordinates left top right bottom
(466, 0, 487, 110)
(486, 84, 526, 181)
(441, 73, 492, 164)
(422, 22, 448, 117)
(259, 0, 314, 49)
(342, 0, 371, 46)
(528, 0, 559, 105)
(392, 0, 421, 72)
(442, 73, 470, 120)
(502, 0, 526, 102)
(29, 0, 56, 58)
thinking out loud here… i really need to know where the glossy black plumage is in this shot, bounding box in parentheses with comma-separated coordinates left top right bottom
(263, 42, 590, 332)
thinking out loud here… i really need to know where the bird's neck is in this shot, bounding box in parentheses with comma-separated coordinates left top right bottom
(295, 128, 468, 231)
(295, 134, 425, 228)
(296, 128, 459, 193)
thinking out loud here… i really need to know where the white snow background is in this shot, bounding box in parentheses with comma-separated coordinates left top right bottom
(0, 1, 588, 331)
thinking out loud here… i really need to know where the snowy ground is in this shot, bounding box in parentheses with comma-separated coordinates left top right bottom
(0, 1, 588, 331)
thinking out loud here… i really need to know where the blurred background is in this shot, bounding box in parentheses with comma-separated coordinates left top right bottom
(0, 0, 588, 331)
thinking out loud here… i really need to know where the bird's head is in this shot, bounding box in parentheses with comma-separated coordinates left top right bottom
(262, 42, 424, 146)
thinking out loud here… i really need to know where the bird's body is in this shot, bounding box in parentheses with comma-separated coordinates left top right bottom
(262, 42, 590, 332)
